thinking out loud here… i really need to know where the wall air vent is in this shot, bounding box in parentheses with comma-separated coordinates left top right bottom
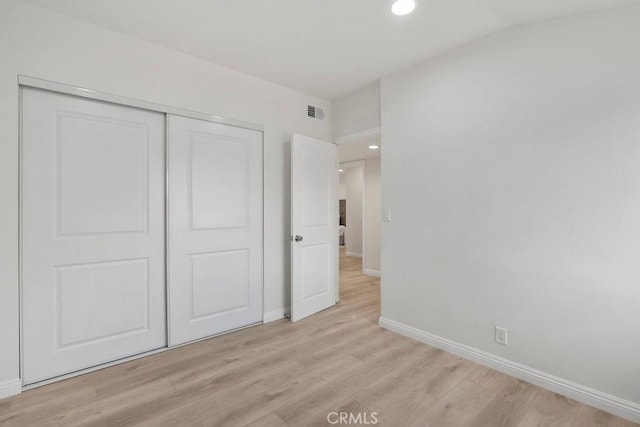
(307, 105, 325, 120)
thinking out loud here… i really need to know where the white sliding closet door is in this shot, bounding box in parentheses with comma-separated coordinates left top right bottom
(167, 115, 263, 346)
(21, 88, 167, 385)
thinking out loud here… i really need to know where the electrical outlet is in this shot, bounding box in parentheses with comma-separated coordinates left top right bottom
(495, 327, 508, 345)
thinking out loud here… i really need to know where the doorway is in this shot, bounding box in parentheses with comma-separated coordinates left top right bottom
(338, 141, 381, 281)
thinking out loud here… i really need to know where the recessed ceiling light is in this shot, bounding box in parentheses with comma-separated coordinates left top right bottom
(369, 145, 380, 150)
(391, 0, 415, 16)
(338, 169, 344, 172)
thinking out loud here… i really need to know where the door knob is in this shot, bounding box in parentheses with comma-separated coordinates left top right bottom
(295, 235, 303, 242)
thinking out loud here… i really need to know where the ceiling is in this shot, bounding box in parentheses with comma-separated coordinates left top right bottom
(339, 139, 381, 164)
(22, 0, 638, 100)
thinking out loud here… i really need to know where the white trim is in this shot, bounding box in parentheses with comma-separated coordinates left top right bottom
(0, 378, 21, 399)
(18, 75, 264, 132)
(378, 317, 640, 424)
(18, 78, 25, 386)
(263, 307, 290, 323)
(361, 162, 368, 279)
(335, 151, 341, 304)
(345, 252, 362, 258)
(334, 127, 381, 145)
(363, 268, 380, 277)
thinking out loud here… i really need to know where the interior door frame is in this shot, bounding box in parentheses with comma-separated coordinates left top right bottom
(338, 160, 367, 273)
(18, 75, 265, 389)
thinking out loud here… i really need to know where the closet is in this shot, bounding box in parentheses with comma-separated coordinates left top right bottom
(20, 84, 263, 385)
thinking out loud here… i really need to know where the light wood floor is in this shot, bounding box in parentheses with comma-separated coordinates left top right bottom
(0, 248, 637, 426)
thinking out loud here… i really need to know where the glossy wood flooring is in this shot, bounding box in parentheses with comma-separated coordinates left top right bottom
(0, 248, 637, 426)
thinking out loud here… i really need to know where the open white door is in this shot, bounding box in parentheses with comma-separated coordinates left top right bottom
(291, 134, 338, 322)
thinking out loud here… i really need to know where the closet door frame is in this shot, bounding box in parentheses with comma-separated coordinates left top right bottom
(18, 75, 264, 389)
(18, 76, 263, 133)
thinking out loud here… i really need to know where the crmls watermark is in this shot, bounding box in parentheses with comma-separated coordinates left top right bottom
(327, 411, 379, 425)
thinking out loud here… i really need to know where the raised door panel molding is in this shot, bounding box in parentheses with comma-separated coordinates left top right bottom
(189, 132, 249, 231)
(57, 111, 149, 236)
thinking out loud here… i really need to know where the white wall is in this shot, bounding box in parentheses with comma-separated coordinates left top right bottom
(381, 2, 640, 410)
(338, 174, 347, 200)
(364, 158, 381, 273)
(332, 81, 380, 138)
(344, 166, 364, 257)
(0, 0, 331, 390)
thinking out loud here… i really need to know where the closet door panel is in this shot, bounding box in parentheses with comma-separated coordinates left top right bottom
(168, 115, 263, 346)
(21, 88, 167, 385)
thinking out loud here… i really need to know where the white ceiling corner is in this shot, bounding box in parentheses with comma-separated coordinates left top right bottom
(21, 0, 640, 100)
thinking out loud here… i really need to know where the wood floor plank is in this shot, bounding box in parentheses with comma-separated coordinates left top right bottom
(373, 390, 437, 426)
(0, 400, 11, 416)
(464, 379, 542, 427)
(518, 388, 580, 427)
(411, 354, 478, 402)
(45, 377, 175, 426)
(572, 405, 639, 427)
(416, 379, 496, 426)
(0, 387, 96, 426)
(243, 412, 287, 427)
(464, 364, 520, 392)
(0, 247, 636, 426)
(351, 345, 439, 409)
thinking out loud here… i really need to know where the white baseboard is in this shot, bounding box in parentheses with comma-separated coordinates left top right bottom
(378, 317, 640, 424)
(363, 268, 380, 277)
(263, 307, 290, 323)
(345, 252, 362, 258)
(0, 378, 21, 400)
